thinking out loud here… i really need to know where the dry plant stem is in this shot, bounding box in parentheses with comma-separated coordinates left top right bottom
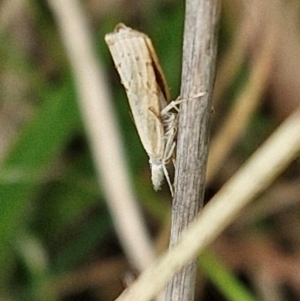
(166, 1, 221, 301)
(114, 106, 300, 301)
(47, 0, 155, 272)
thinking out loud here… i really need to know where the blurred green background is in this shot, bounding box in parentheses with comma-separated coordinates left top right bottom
(1, 1, 300, 301)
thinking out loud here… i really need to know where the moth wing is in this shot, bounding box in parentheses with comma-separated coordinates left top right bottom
(105, 24, 165, 160)
(144, 35, 171, 107)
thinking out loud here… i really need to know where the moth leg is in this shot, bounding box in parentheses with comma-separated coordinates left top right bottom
(164, 139, 176, 162)
(163, 113, 177, 162)
(162, 162, 174, 197)
(162, 136, 176, 196)
(161, 98, 183, 114)
(161, 92, 207, 115)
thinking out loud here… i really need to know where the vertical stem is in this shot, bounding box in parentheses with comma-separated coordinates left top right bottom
(166, 1, 221, 301)
(48, 0, 155, 273)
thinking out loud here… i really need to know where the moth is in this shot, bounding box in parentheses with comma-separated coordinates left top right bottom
(105, 23, 179, 195)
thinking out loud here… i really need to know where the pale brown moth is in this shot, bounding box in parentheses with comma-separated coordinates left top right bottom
(105, 23, 179, 195)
